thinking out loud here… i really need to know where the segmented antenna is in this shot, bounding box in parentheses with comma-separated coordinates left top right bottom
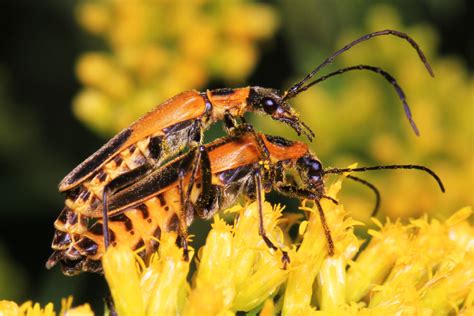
(284, 29, 434, 99)
(293, 64, 420, 135)
(324, 164, 445, 193)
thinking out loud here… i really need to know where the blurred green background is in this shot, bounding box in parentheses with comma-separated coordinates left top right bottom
(0, 0, 472, 312)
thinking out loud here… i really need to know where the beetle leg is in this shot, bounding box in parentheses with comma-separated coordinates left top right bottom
(193, 145, 222, 219)
(223, 111, 270, 162)
(254, 169, 290, 269)
(100, 163, 155, 249)
(275, 184, 334, 256)
(177, 167, 190, 261)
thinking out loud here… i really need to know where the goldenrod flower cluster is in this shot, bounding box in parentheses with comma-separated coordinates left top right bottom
(102, 179, 474, 315)
(73, 0, 278, 134)
(1, 179, 472, 315)
(254, 4, 473, 220)
(0, 296, 93, 316)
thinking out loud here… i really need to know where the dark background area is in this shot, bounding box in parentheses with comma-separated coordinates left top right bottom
(0, 0, 472, 311)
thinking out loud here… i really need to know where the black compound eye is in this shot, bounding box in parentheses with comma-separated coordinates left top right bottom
(307, 160, 322, 182)
(262, 97, 278, 114)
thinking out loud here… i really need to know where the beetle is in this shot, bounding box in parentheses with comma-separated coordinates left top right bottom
(47, 132, 444, 275)
(57, 30, 433, 230)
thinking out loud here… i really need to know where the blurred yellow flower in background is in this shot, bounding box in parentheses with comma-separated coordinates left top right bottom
(73, 0, 278, 135)
(254, 4, 473, 220)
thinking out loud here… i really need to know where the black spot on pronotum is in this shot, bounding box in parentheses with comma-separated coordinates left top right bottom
(265, 135, 295, 147)
(210, 88, 235, 96)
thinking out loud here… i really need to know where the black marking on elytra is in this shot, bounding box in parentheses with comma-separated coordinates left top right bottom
(80, 190, 91, 202)
(210, 88, 235, 96)
(108, 152, 194, 211)
(84, 259, 102, 273)
(110, 213, 133, 231)
(67, 212, 78, 225)
(113, 155, 123, 166)
(164, 206, 170, 212)
(66, 186, 81, 200)
(133, 239, 145, 251)
(137, 204, 149, 219)
(153, 226, 161, 239)
(52, 230, 72, 247)
(218, 165, 253, 185)
(149, 226, 162, 252)
(168, 214, 180, 231)
(76, 237, 98, 255)
(128, 144, 136, 154)
(59, 257, 83, 275)
(265, 135, 295, 147)
(109, 229, 116, 243)
(65, 246, 81, 259)
(162, 120, 194, 135)
(148, 136, 162, 160)
(133, 154, 147, 166)
(196, 183, 202, 189)
(147, 218, 152, 223)
(106, 163, 153, 194)
(60, 128, 132, 190)
(80, 215, 89, 228)
(89, 223, 104, 236)
(156, 194, 166, 206)
(89, 196, 101, 210)
(57, 208, 68, 224)
(97, 170, 107, 183)
(46, 250, 63, 269)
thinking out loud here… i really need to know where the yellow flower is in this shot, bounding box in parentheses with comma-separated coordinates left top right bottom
(96, 179, 474, 315)
(0, 297, 93, 316)
(6, 179, 473, 314)
(253, 4, 473, 220)
(74, 0, 279, 135)
(102, 200, 288, 315)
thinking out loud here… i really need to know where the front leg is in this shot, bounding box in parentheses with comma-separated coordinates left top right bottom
(276, 184, 335, 256)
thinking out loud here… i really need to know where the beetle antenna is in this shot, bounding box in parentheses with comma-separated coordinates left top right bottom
(292, 64, 419, 135)
(346, 175, 381, 217)
(284, 29, 434, 99)
(324, 164, 445, 193)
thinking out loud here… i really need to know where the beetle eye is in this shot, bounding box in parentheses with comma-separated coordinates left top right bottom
(307, 160, 322, 182)
(262, 97, 277, 114)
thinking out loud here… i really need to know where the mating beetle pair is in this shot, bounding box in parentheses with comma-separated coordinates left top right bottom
(47, 30, 442, 275)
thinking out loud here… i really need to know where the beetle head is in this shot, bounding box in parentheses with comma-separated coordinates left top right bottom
(248, 87, 315, 141)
